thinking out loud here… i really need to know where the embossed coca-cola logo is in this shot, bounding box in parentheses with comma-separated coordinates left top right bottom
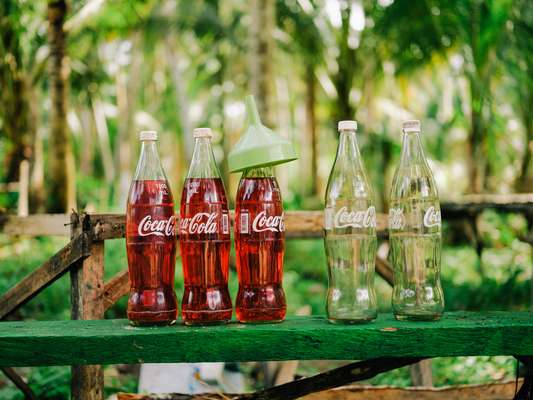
(252, 210, 284, 233)
(334, 206, 376, 229)
(180, 212, 219, 235)
(138, 215, 175, 237)
(389, 208, 405, 230)
(423, 206, 441, 228)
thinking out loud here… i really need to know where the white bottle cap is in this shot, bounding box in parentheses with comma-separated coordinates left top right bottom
(193, 127, 213, 138)
(338, 120, 357, 131)
(139, 130, 158, 141)
(403, 120, 421, 133)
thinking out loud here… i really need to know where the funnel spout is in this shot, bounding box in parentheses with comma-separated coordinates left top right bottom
(245, 95, 262, 126)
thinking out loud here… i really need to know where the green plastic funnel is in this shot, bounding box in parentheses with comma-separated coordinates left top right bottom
(228, 95, 298, 173)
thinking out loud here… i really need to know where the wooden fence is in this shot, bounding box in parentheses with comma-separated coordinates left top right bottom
(0, 194, 532, 399)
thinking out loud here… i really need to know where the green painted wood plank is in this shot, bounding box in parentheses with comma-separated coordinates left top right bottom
(0, 312, 532, 367)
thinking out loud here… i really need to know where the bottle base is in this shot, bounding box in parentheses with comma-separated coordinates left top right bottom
(236, 308, 286, 324)
(394, 313, 442, 322)
(182, 309, 233, 326)
(328, 316, 376, 324)
(238, 318, 284, 324)
(129, 319, 177, 327)
(183, 319, 231, 326)
(127, 309, 177, 326)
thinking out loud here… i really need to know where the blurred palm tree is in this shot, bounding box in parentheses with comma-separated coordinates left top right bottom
(376, 0, 513, 193)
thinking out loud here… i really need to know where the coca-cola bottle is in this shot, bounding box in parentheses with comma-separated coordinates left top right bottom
(389, 120, 444, 321)
(324, 120, 377, 323)
(235, 166, 286, 323)
(126, 130, 178, 326)
(179, 127, 232, 325)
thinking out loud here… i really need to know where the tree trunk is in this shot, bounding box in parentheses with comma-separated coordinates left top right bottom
(332, 8, 357, 123)
(116, 33, 141, 207)
(517, 111, 533, 192)
(305, 65, 319, 197)
(0, 0, 36, 207)
(31, 124, 45, 213)
(249, 0, 276, 128)
(92, 99, 115, 187)
(77, 105, 94, 177)
(164, 36, 194, 162)
(47, 0, 76, 212)
(467, 76, 485, 194)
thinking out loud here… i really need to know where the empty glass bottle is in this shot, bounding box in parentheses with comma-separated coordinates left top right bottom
(324, 120, 377, 323)
(389, 120, 444, 321)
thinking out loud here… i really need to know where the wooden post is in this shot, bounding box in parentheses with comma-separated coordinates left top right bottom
(70, 213, 105, 400)
(17, 160, 29, 217)
(410, 359, 433, 387)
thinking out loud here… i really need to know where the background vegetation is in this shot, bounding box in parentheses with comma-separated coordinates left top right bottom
(0, 0, 531, 397)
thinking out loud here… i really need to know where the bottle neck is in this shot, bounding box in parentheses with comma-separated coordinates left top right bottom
(400, 131, 426, 164)
(134, 140, 166, 180)
(242, 166, 274, 179)
(187, 137, 220, 179)
(336, 129, 363, 165)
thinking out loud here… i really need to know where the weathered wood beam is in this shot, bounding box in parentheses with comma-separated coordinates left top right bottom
(0, 233, 90, 319)
(70, 213, 105, 400)
(376, 257, 393, 286)
(293, 380, 523, 400)
(115, 380, 523, 400)
(88, 211, 389, 240)
(241, 357, 423, 400)
(514, 356, 533, 400)
(1, 367, 37, 400)
(442, 194, 533, 218)
(1, 195, 531, 238)
(103, 269, 129, 311)
(0, 213, 70, 236)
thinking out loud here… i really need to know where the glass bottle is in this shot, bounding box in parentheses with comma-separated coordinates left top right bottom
(389, 120, 444, 321)
(180, 128, 232, 325)
(324, 120, 377, 323)
(126, 130, 178, 326)
(234, 166, 286, 323)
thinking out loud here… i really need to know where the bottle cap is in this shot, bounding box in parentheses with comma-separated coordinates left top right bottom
(139, 130, 158, 141)
(403, 120, 421, 133)
(228, 95, 298, 173)
(338, 120, 357, 131)
(193, 127, 213, 138)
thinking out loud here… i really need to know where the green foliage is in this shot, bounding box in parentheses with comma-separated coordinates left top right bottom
(0, 0, 531, 395)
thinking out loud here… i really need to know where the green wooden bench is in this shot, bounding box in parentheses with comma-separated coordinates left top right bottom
(1, 312, 532, 367)
(0, 198, 532, 399)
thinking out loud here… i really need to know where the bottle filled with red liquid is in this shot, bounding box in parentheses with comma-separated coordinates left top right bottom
(126, 130, 178, 326)
(180, 128, 232, 325)
(234, 166, 286, 323)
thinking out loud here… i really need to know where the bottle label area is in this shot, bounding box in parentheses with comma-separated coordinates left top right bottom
(423, 206, 441, 228)
(388, 208, 405, 230)
(389, 203, 442, 231)
(179, 211, 229, 235)
(238, 210, 285, 234)
(138, 215, 176, 237)
(325, 206, 376, 230)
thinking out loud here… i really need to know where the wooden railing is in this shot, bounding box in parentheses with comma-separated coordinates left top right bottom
(0, 195, 532, 399)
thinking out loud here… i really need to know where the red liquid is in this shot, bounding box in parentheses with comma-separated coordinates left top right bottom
(180, 178, 232, 325)
(235, 177, 286, 323)
(126, 179, 178, 325)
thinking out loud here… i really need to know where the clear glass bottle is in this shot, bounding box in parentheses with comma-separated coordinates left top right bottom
(389, 120, 444, 321)
(324, 120, 377, 323)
